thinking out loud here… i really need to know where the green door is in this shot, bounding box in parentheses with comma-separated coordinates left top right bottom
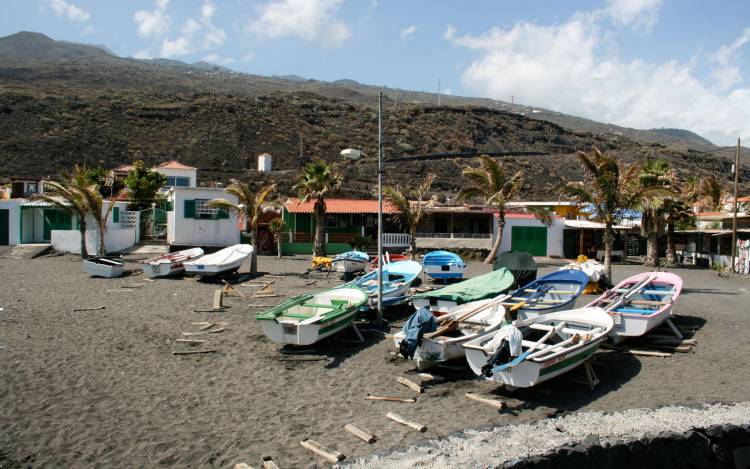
(43, 209, 72, 241)
(0, 209, 8, 245)
(511, 226, 547, 256)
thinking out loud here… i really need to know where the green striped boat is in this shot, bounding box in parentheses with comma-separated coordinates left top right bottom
(256, 287, 368, 345)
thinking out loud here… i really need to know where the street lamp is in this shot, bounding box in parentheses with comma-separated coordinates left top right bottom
(341, 91, 385, 328)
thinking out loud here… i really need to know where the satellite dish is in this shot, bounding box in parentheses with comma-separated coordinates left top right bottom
(340, 148, 366, 160)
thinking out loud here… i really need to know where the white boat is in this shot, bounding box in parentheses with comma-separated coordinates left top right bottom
(331, 250, 369, 274)
(422, 251, 466, 281)
(463, 308, 614, 389)
(393, 297, 507, 369)
(183, 244, 253, 277)
(586, 271, 683, 343)
(340, 260, 422, 310)
(83, 257, 125, 278)
(256, 287, 368, 345)
(142, 247, 204, 277)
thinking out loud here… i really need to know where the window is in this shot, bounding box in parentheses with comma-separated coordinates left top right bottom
(25, 182, 38, 194)
(324, 215, 338, 228)
(112, 207, 120, 223)
(195, 199, 218, 219)
(165, 176, 190, 187)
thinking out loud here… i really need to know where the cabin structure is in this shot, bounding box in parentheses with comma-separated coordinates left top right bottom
(166, 187, 240, 247)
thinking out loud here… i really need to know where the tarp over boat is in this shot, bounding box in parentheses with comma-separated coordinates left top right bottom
(413, 268, 514, 305)
(493, 251, 537, 287)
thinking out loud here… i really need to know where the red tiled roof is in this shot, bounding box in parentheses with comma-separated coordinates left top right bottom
(285, 197, 398, 214)
(696, 212, 724, 217)
(155, 160, 197, 170)
(505, 212, 562, 219)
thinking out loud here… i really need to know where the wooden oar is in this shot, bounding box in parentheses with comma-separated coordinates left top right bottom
(603, 274, 657, 313)
(425, 295, 509, 338)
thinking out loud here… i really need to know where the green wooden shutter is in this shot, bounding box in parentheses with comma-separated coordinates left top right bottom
(184, 200, 196, 218)
(112, 207, 120, 223)
(217, 208, 229, 219)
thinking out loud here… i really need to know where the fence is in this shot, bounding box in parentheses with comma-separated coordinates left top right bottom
(416, 232, 491, 239)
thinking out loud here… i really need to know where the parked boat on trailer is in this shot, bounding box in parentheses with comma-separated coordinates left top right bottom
(504, 270, 590, 320)
(83, 256, 125, 278)
(331, 250, 369, 274)
(183, 244, 252, 277)
(142, 247, 204, 278)
(463, 307, 614, 389)
(586, 271, 683, 343)
(340, 260, 422, 310)
(422, 250, 466, 281)
(412, 268, 515, 315)
(256, 287, 368, 345)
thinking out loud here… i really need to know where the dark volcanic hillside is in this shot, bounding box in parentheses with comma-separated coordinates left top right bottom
(0, 31, 747, 197)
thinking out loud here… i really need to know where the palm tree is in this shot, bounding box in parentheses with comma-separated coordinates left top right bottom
(79, 187, 121, 256)
(560, 147, 642, 281)
(663, 198, 696, 265)
(695, 174, 725, 212)
(208, 182, 276, 275)
(456, 156, 522, 264)
(34, 165, 92, 258)
(293, 160, 343, 257)
(636, 159, 675, 267)
(383, 173, 436, 259)
(268, 217, 285, 259)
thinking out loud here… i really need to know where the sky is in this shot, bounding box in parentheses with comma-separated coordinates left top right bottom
(2, 0, 750, 145)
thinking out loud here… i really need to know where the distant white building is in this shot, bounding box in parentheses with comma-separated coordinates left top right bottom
(113, 159, 198, 189)
(257, 153, 272, 172)
(166, 187, 241, 247)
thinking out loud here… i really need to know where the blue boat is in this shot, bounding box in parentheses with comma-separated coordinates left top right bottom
(503, 269, 590, 319)
(331, 250, 369, 274)
(340, 260, 423, 310)
(422, 251, 466, 281)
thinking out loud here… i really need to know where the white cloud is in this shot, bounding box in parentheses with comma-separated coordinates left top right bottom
(47, 0, 90, 22)
(161, 36, 192, 56)
(606, 0, 661, 30)
(133, 49, 152, 59)
(133, 0, 171, 39)
(443, 24, 456, 40)
(81, 24, 99, 36)
(203, 53, 220, 62)
(182, 18, 202, 36)
(246, 0, 351, 47)
(400, 24, 416, 41)
(242, 50, 255, 61)
(452, 13, 750, 145)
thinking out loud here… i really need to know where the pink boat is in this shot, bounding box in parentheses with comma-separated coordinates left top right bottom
(586, 271, 683, 342)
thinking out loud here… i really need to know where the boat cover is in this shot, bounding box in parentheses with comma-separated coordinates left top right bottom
(398, 306, 436, 359)
(413, 268, 514, 305)
(493, 251, 537, 286)
(333, 250, 369, 262)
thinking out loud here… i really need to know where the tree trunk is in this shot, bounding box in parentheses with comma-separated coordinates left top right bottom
(409, 227, 417, 260)
(98, 221, 106, 257)
(603, 224, 613, 283)
(666, 221, 676, 266)
(250, 226, 258, 275)
(484, 215, 504, 264)
(79, 216, 88, 258)
(313, 200, 326, 257)
(645, 232, 659, 267)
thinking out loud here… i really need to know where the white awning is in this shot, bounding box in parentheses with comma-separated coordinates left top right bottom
(564, 219, 639, 230)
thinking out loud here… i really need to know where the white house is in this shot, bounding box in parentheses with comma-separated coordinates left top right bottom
(499, 213, 566, 258)
(113, 160, 198, 189)
(0, 198, 138, 254)
(166, 187, 241, 247)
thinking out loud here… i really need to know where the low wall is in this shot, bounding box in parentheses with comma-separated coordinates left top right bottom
(502, 423, 750, 469)
(51, 228, 139, 255)
(416, 236, 493, 250)
(281, 242, 352, 255)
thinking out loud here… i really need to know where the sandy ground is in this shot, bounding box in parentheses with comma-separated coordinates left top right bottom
(1, 254, 749, 468)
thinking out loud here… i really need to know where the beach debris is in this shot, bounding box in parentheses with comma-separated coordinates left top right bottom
(619, 348, 672, 358)
(107, 289, 133, 293)
(277, 356, 328, 362)
(172, 350, 216, 355)
(417, 372, 444, 383)
(344, 424, 376, 444)
(366, 394, 416, 403)
(197, 323, 216, 331)
(234, 464, 255, 469)
(244, 304, 271, 308)
(261, 456, 279, 469)
(181, 327, 225, 336)
(300, 438, 346, 464)
(212, 289, 223, 310)
(386, 412, 427, 432)
(175, 339, 206, 345)
(280, 348, 317, 354)
(222, 280, 245, 298)
(396, 376, 424, 394)
(123, 283, 145, 289)
(73, 306, 105, 312)
(304, 280, 317, 285)
(465, 393, 507, 410)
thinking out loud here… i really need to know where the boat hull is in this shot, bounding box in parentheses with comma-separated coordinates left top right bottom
(184, 259, 243, 277)
(332, 258, 368, 273)
(423, 264, 465, 280)
(609, 305, 673, 343)
(83, 258, 124, 278)
(144, 262, 183, 277)
(258, 308, 359, 345)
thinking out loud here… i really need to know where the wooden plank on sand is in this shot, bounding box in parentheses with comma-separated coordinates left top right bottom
(73, 306, 105, 312)
(465, 393, 506, 410)
(300, 438, 345, 464)
(344, 424, 376, 444)
(172, 350, 216, 355)
(396, 376, 423, 393)
(386, 412, 426, 432)
(366, 394, 416, 403)
(212, 289, 223, 310)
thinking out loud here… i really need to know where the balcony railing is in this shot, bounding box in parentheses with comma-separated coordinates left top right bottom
(286, 231, 412, 247)
(416, 232, 492, 239)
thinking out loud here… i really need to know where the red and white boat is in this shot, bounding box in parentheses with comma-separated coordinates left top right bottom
(370, 253, 408, 268)
(143, 247, 204, 278)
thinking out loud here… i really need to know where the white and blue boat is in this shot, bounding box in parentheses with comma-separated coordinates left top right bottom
(331, 250, 369, 274)
(503, 269, 590, 320)
(340, 260, 422, 310)
(422, 250, 466, 281)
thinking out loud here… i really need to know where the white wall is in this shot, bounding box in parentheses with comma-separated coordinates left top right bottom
(0, 199, 21, 245)
(168, 188, 240, 246)
(51, 227, 138, 254)
(498, 215, 565, 257)
(157, 168, 197, 187)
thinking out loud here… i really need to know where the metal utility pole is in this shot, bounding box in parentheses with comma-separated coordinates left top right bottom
(731, 137, 741, 273)
(376, 91, 384, 327)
